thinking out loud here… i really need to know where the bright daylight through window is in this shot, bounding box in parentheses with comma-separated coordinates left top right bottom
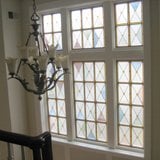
(42, 0, 144, 150)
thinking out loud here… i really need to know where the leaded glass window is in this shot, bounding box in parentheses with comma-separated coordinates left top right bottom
(73, 62, 107, 142)
(71, 7, 104, 49)
(117, 61, 144, 148)
(43, 13, 62, 50)
(115, 1, 143, 47)
(47, 65, 67, 135)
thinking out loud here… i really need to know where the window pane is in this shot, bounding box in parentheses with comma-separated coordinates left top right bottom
(72, 31, 82, 49)
(115, 3, 128, 24)
(130, 1, 142, 23)
(94, 29, 104, 48)
(130, 24, 142, 46)
(116, 26, 128, 47)
(73, 62, 107, 143)
(83, 30, 93, 48)
(93, 7, 103, 27)
(50, 117, 58, 133)
(71, 10, 81, 30)
(44, 34, 52, 46)
(54, 33, 62, 50)
(59, 118, 67, 135)
(43, 15, 52, 33)
(119, 105, 130, 125)
(119, 126, 130, 146)
(53, 13, 61, 32)
(118, 62, 129, 82)
(82, 9, 92, 29)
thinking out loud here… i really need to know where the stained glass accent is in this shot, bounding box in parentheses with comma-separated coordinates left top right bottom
(54, 33, 62, 50)
(73, 62, 107, 142)
(93, 7, 103, 27)
(72, 31, 82, 49)
(94, 29, 104, 48)
(115, 1, 143, 47)
(71, 7, 104, 49)
(117, 61, 144, 148)
(83, 30, 93, 48)
(43, 13, 63, 50)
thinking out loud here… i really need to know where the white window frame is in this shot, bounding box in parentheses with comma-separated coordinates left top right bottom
(38, 0, 151, 159)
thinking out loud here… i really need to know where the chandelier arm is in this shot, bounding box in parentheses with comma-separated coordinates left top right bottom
(26, 63, 39, 74)
(25, 33, 32, 46)
(46, 72, 66, 92)
(16, 60, 23, 75)
(13, 76, 44, 95)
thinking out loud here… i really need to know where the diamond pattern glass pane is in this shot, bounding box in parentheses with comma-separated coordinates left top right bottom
(56, 81, 65, 99)
(82, 9, 92, 29)
(132, 127, 143, 148)
(57, 100, 66, 117)
(53, 13, 61, 32)
(76, 120, 86, 138)
(118, 84, 129, 104)
(119, 126, 130, 146)
(87, 122, 96, 140)
(75, 82, 84, 100)
(86, 103, 95, 121)
(59, 118, 67, 135)
(118, 62, 129, 82)
(119, 105, 130, 125)
(50, 117, 58, 133)
(71, 10, 81, 30)
(97, 103, 106, 122)
(83, 30, 93, 48)
(43, 15, 52, 33)
(44, 34, 52, 46)
(130, 2, 142, 23)
(72, 31, 82, 49)
(131, 61, 143, 83)
(117, 26, 128, 46)
(97, 123, 107, 142)
(76, 102, 85, 120)
(84, 62, 94, 81)
(74, 62, 107, 142)
(132, 84, 143, 105)
(96, 83, 106, 102)
(54, 33, 62, 50)
(132, 106, 143, 127)
(73, 62, 83, 81)
(93, 7, 103, 27)
(130, 24, 142, 46)
(85, 83, 94, 101)
(116, 3, 128, 24)
(95, 62, 105, 81)
(94, 29, 104, 48)
(48, 99, 57, 116)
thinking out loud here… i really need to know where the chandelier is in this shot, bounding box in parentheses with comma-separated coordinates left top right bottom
(5, 0, 69, 100)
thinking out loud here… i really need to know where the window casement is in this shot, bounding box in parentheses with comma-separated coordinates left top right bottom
(114, 0, 143, 47)
(71, 6, 104, 49)
(43, 13, 63, 50)
(42, 0, 145, 152)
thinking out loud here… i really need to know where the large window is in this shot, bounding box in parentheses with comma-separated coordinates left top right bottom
(42, 0, 145, 151)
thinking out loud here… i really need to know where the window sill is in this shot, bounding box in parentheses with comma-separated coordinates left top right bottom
(52, 137, 144, 159)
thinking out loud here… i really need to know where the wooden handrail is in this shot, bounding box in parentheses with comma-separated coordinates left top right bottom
(0, 129, 53, 160)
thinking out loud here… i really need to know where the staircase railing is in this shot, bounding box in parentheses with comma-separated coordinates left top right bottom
(0, 129, 53, 160)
